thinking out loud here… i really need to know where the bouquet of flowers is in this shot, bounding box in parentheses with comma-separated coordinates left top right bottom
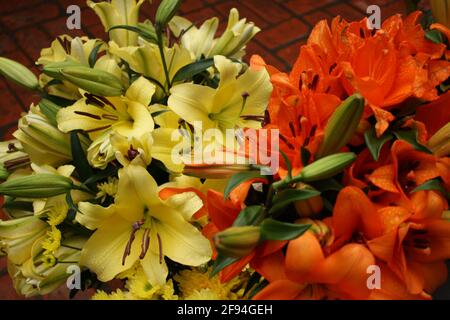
(0, 0, 449, 300)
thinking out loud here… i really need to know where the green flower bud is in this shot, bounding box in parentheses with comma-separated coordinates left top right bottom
(214, 226, 261, 258)
(38, 99, 62, 127)
(156, 0, 182, 29)
(0, 57, 39, 91)
(428, 122, 450, 157)
(317, 94, 365, 158)
(184, 164, 253, 179)
(0, 165, 8, 180)
(0, 173, 74, 198)
(60, 66, 124, 97)
(298, 152, 356, 182)
(42, 60, 82, 80)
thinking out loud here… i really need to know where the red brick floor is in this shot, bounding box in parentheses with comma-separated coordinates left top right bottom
(0, 0, 409, 299)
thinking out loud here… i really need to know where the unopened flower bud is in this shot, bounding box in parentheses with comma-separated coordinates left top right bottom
(298, 152, 356, 182)
(428, 122, 450, 157)
(42, 60, 82, 80)
(214, 226, 260, 258)
(317, 94, 365, 158)
(0, 173, 74, 198)
(295, 218, 333, 247)
(60, 66, 124, 97)
(294, 183, 323, 218)
(156, 0, 182, 29)
(0, 57, 39, 91)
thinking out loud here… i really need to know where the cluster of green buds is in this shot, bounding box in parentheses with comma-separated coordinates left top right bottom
(43, 62, 124, 97)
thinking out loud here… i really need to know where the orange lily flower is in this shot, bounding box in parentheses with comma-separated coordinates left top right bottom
(252, 230, 375, 300)
(332, 186, 450, 297)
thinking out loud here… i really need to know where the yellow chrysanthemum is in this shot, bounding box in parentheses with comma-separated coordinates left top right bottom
(41, 226, 61, 255)
(185, 288, 220, 300)
(125, 267, 178, 300)
(126, 267, 161, 300)
(96, 177, 119, 202)
(91, 289, 130, 300)
(174, 268, 243, 300)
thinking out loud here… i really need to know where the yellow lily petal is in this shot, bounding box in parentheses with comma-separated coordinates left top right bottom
(115, 165, 159, 222)
(76, 202, 116, 230)
(126, 77, 156, 107)
(80, 215, 142, 282)
(141, 247, 169, 286)
(151, 205, 212, 266)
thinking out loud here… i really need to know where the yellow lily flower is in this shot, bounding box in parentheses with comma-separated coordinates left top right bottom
(8, 235, 86, 298)
(0, 216, 49, 265)
(168, 55, 272, 132)
(13, 104, 90, 167)
(170, 8, 260, 59)
(109, 41, 192, 98)
(57, 76, 155, 168)
(88, 0, 145, 47)
(37, 36, 105, 100)
(76, 165, 211, 285)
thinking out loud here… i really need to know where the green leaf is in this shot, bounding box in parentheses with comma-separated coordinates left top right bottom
(210, 254, 239, 277)
(70, 132, 94, 183)
(233, 206, 264, 227)
(425, 29, 443, 44)
(88, 42, 103, 68)
(83, 165, 118, 185)
(39, 99, 61, 126)
(280, 150, 292, 179)
(172, 58, 214, 83)
(108, 25, 158, 43)
(260, 219, 311, 241)
(364, 127, 394, 161)
(312, 178, 343, 192)
(393, 129, 432, 154)
(413, 179, 450, 199)
(223, 171, 265, 199)
(269, 189, 321, 214)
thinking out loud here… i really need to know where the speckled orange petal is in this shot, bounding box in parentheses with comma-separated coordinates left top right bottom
(371, 105, 395, 137)
(410, 190, 447, 221)
(312, 244, 375, 299)
(253, 280, 306, 300)
(251, 250, 286, 282)
(417, 219, 450, 263)
(369, 262, 430, 300)
(285, 232, 324, 283)
(367, 229, 397, 261)
(368, 164, 399, 193)
(206, 189, 240, 230)
(333, 187, 383, 241)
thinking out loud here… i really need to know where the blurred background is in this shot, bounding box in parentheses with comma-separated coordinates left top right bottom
(2, 0, 441, 299)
